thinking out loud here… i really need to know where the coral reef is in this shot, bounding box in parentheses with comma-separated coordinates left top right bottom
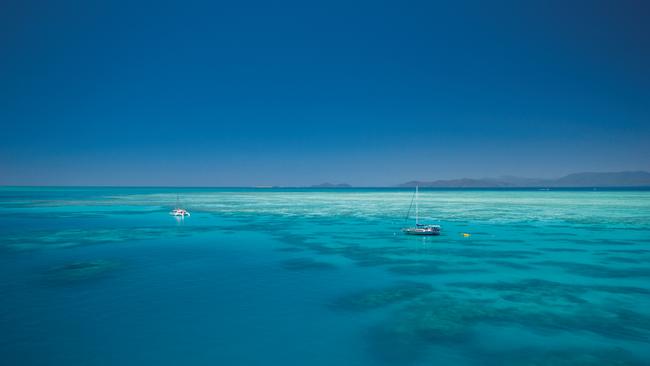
(330, 282, 433, 312)
(44, 260, 120, 283)
(281, 258, 337, 271)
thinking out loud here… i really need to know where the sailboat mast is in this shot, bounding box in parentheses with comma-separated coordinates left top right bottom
(415, 185, 419, 225)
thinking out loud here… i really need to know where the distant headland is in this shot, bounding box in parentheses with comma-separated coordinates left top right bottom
(397, 171, 650, 188)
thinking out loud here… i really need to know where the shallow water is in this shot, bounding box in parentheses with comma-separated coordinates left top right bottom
(1, 187, 649, 365)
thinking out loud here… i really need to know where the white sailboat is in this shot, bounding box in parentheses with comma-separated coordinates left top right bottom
(402, 186, 440, 236)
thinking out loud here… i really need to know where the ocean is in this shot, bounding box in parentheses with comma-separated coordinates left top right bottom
(1, 187, 649, 365)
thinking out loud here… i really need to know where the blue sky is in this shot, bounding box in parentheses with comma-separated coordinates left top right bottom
(1, 0, 649, 186)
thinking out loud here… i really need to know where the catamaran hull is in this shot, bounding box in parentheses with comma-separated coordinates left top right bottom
(170, 209, 190, 217)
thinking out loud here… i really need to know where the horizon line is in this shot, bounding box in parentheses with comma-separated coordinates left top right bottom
(2, 185, 650, 189)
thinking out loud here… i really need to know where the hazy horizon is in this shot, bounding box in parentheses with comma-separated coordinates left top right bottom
(0, 170, 648, 188)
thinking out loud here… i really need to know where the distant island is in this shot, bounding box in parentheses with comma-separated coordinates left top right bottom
(397, 171, 650, 188)
(310, 183, 352, 188)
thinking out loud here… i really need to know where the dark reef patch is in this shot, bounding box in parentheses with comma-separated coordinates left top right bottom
(451, 279, 588, 306)
(598, 239, 636, 246)
(479, 347, 644, 366)
(494, 307, 650, 342)
(451, 278, 650, 298)
(387, 263, 485, 276)
(542, 247, 588, 252)
(329, 282, 433, 312)
(355, 257, 435, 268)
(364, 291, 650, 364)
(486, 260, 533, 270)
(3, 226, 221, 250)
(534, 232, 579, 237)
(43, 260, 120, 284)
(450, 248, 539, 259)
(365, 295, 494, 364)
(490, 239, 526, 243)
(281, 258, 337, 271)
(599, 249, 650, 254)
(275, 246, 306, 252)
(508, 224, 538, 229)
(535, 260, 650, 278)
(602, 256, 642, 264)
(361, 278, 650, 365)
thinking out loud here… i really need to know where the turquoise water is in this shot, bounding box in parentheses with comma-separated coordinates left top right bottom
(1, 187, 650, 365)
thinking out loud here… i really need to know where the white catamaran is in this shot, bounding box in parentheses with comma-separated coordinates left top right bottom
(169, 195, 190, 217)
(402, 185, 441, 236)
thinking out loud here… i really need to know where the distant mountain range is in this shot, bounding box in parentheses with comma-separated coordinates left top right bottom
(397, 171, 650, 188)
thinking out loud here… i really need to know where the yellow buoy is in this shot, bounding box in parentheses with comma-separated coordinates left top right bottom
(462, 233, 471, 237)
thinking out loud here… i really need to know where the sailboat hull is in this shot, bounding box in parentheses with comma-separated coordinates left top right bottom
(402, 227, 440, 236)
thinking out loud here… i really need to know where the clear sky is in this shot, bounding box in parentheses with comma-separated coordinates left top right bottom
(1, 0, 649, 186)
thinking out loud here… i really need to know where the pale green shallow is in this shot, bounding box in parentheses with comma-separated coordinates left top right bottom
(1, 187, 649, 365)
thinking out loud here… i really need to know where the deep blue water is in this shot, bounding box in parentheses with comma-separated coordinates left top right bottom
(1, 187, 649, 365)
